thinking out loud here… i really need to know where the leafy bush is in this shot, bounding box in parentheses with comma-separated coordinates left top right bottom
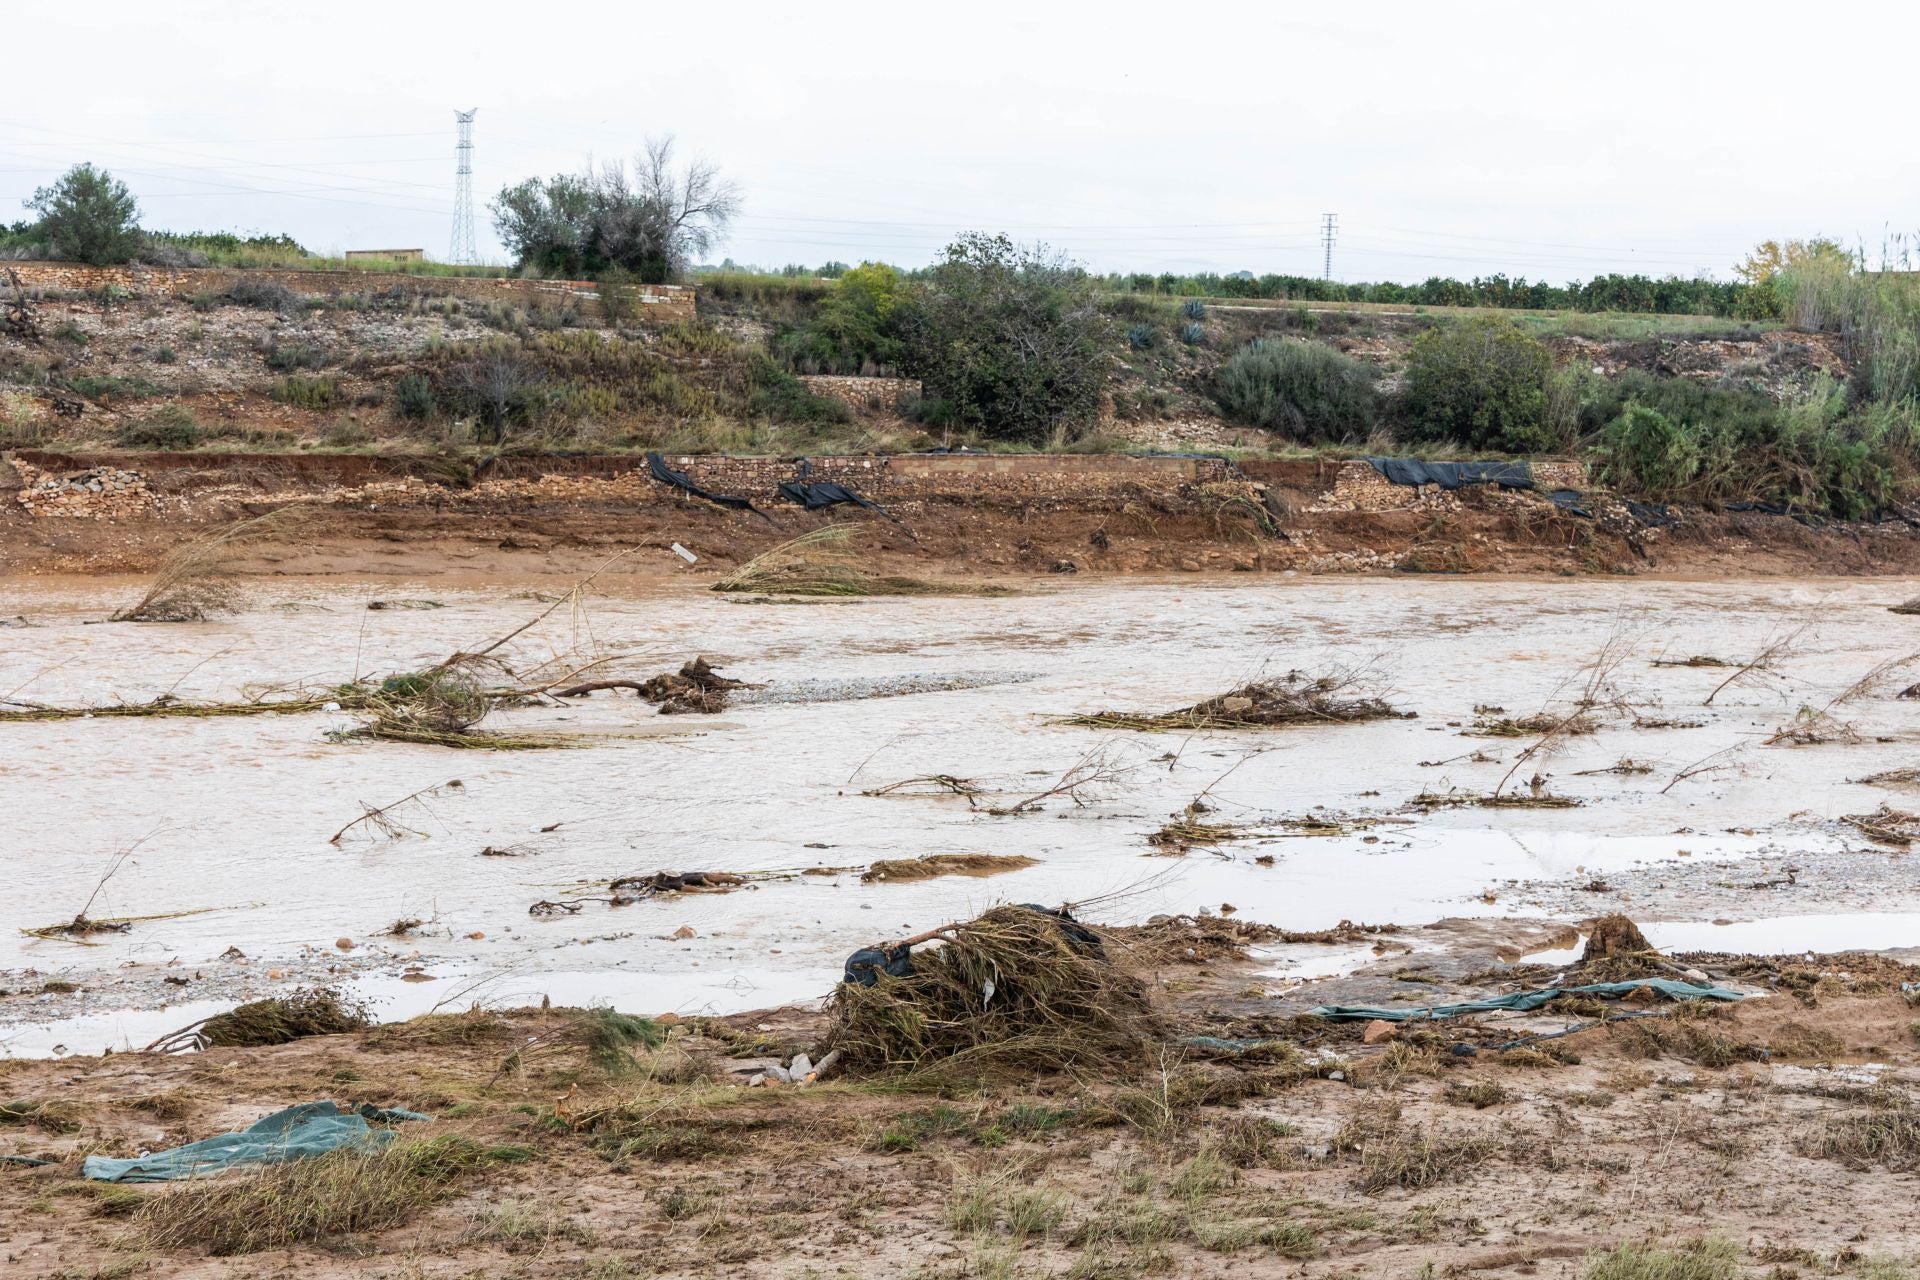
(26, 164, 142, 265)
(1590, 402, 1699, 498)
(1125, 322, 1156, 350)
(115, 405, 200, 449)
(901, 233, 1109, 444)
(271, 375, 341, 410)
(392, 373, 436, 420)
(774, 261, 910, 374)
(1403, 315, 1554, 452)
(1212, 341, 1379, 442)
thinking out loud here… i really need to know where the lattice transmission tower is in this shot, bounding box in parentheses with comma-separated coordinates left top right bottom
(449, 109, 478, 265)
(1321, 212, 1338, 282)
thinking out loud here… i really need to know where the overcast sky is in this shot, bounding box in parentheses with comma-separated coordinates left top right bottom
(5, 1, 1914, 283)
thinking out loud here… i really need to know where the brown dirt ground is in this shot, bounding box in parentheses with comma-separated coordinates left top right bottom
(6, 922, 1920, 1279)
(6, 457, 1920, 582)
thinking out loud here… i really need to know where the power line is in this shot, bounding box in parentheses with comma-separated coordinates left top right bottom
(450, 110, 477, 265)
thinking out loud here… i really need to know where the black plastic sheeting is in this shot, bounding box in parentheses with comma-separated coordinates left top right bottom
(842, 904, 1105, 988)
(1627, 501, 1678, 528)
(1545, 489, 1592, 517)
(1367, 457, 1534, 490)
(777, 459, 893, 517)
(645, 452, 770, 522)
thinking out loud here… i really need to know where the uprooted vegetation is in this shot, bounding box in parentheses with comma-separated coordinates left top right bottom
(712, 527, 1006, 598)
(149, 987, 372, 1052)
(109, 507, 306, 622)
(829, 904, 1160, 1080)
(1060, 666, 1408, 732)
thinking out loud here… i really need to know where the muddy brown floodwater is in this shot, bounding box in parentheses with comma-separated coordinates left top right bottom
(3, 573, 1917, 1056)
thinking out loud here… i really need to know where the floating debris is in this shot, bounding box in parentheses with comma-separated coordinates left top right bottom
(1061, 668, 1408, 732)
(1843, 806, 1920, 847)
(860, 854, 1039, 883)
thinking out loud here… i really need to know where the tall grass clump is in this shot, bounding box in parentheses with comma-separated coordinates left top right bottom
(137, 1134, 490, 1255)
(1212, 340, 1379, 442)
(112, 507, 305, 621)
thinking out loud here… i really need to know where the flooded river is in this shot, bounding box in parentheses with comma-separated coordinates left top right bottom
(4, 573, 1916, 1055)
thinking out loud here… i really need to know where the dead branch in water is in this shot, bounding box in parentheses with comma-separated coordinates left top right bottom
(1494, 627, 1642, 797)
(1660, 744, 1746, 794)
(861, 774, 983, 800)
(329, 779, 465, 844)
(1703, 624, 1810, 706)
(986, 745, 1135, 816)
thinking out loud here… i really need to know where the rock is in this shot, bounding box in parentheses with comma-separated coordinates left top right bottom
(671, 925, 696, 940)
(1680, 968, 1711, 986)
(335, 937, 355, 951)
(1363, 1019, 1398, 1045)
(1222, 696, 1254, 713)
(790, 1053, 812, 1079)
(746, 1073, 767, 1088)
(467, 931, 485, 940)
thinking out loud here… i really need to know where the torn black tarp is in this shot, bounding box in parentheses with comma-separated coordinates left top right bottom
(1627, 501, 1678, 528)
(1368, 457, 1534, 490)
(1546, 489, 1593, 517)
(646, 452, 770, 521)
(778, 480, 890, 513)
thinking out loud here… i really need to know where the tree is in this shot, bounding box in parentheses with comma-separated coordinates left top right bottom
(1402, 314, 1553, 452)
(1733, 237, 1851, 286)
(25, 164, 142, 265)
(900, 234, 1110, 444)
(490, 137, 739, 283)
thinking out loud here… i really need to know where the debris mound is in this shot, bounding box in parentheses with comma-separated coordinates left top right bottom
(1891, 598, 1920, 616)
(1062, 669, 1408, 732)
(150, 988, 371, 1052)
(638, 657, 757, 714)
(830, 905, 1156, 1078)
(860, 854, 1038, 883)
(713, 527, 1005, 598)
(1844, 806, 1920, 847)
(1580, 914, 1663, 980)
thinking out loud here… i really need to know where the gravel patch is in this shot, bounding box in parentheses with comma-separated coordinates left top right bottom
(732, 671, 1040, 706)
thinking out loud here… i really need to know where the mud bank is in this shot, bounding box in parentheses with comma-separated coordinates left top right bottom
(6, 448, 1920, 580)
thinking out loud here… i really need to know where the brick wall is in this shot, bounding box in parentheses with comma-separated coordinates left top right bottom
(4, 262, 697, 325)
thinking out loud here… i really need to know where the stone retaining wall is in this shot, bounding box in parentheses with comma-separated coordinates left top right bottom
(796, 376, 920, 413)
(4, 262, 696, 325)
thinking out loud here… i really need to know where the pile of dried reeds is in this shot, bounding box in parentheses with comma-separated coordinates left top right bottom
(149, 988, 371, 1052)
(1844, 806, 1920, 847)
(829, 905, 1157, 1078)
(639, 656, 754, 714)
(1061, 669, 1407, 732)
(713, 528, 1003, 598)
(1891, 598, 1920, 616)
(859, 854, 1038, 883)
(340, 664, 571, 749)
(111, 508, 305, 622)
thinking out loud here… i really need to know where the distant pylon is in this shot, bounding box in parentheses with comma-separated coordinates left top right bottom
(1321, 212, 1338, 282)
(449, 109, 478, 265)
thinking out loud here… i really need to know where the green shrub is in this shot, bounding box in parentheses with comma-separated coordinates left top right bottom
(1404, 314, 1553, 451)
(1180, 322, 1206, 346)
(115, 405, 200, 449)
(1181, 299, 1207, 320)
(1212, 340, 1379, 442)
(151, 345, 177, 364)
(271, 375, 341, 410)
(1590, 402, 1699, 498)
(69, 374, 160, 401)
(264, 343, 325, 372)
(1125, 322, 1156, 351)
(774, 261, 909, 375)
(392, 373, 436, 420)
(26, 164, 142, 265)
(902, 233, 1109, 444)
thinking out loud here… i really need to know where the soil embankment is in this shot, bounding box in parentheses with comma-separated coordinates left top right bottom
(7, 448, 1920, 580)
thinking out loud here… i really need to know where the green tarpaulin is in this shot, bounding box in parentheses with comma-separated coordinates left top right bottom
(83, 1101, 429, 1183)
(1308, 977, 1742, 1023)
